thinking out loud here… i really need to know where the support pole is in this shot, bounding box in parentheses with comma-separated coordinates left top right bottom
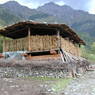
(57, 30, 61, 49)
(3, 37, 5, 52)
(28, 27, 31, 51)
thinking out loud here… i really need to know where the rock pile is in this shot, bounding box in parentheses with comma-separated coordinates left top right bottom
(0, 57, 90, 78)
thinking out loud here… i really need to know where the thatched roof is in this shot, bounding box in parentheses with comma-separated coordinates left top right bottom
(0, 21, 85, 45)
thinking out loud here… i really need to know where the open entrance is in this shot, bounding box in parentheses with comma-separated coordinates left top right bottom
(27, 49, 59, 56)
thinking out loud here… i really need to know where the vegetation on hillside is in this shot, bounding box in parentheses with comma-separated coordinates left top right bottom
(29, 13, 50, 20)
(81, 43, 95, 61)
(0, 7, 20, 26)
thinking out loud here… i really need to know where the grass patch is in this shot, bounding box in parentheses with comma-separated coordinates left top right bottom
(22, 76, 66, 81)
(51, 78, 72, 93)
(21, 76, 72, 93)
(81, 46, 95, 62)
(87, 54, 95, 61)
(82, 53, 95, 61)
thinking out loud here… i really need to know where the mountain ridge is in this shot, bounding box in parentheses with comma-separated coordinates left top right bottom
(0, 1, 95, 46)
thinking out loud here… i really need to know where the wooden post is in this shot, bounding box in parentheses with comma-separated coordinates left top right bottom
(28, 27, 31, 51)
(3, 37, 5, 52)
(77, 46, 81, 56)
(57, 30, 61, 49)
(57, 30, 61, 54)
(79, 44, 81, 56)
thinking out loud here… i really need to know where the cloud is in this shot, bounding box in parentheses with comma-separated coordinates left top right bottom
(61, 0, 89, 10)
(18, 0, 39, 8)
(88, 0, 95, 14)
(16, 0, 63, 8)
(55, 1, 65, 6)
(0, 0, 10, 3)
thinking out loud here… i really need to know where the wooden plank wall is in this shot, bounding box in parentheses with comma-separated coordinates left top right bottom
(4, 37, 28, 52)
(29, 35, 58, 51)
(3, 35, 58, 52)
(61, 38, 81, 56)
(3, 35, 81, 56)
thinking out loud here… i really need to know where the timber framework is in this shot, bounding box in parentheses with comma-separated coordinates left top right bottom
(0, 21, 85, 57)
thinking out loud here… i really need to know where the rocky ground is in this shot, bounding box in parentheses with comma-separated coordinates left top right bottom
(0, 69, 95, 95)
(0, 78, 56, 95)
(0, 59, 93, 95)
(64, 64, 95, 95)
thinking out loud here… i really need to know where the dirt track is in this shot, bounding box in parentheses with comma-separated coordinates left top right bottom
(0, 63, 94, 95)
(64, 69, 95, 95)
(0, 78, 54, 95)
(1, 70, 95, 95)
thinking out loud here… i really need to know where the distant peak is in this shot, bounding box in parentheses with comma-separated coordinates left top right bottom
(45, 2, 56, 5)
(39, 2, 73, 9)
(43, 2, 60, 7)
(3, 1, 20, 5)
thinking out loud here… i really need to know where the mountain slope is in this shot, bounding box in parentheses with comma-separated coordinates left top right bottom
(1, 1, 37, 19)
(0, 1, 95, 45)
(37, 2, 95, 37)
(37, 2, 95, 24)
(1, 1, 57, 22)
(0, 6, 20, 26)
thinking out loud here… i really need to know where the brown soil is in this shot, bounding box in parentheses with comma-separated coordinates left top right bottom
(0, 78, 55, 95)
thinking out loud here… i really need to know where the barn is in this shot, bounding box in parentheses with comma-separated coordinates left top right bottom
(0, 21, 85, 60)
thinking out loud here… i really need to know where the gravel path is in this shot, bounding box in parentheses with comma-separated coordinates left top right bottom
(0, 78, 56, 95)
(64, 70, 95, 95)
(0, 64, 95, 95)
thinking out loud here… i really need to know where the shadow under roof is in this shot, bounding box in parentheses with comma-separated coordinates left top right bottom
(0, 21, 85, 45)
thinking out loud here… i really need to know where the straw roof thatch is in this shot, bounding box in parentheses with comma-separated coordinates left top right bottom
(0, 21, 85, 45)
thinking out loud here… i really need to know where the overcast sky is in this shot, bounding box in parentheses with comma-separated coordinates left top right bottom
(0, 0, 95, 14)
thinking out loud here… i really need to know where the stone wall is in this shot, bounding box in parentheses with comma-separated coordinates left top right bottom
(0, 67, 68, 78)
(0, 58, 90, 78)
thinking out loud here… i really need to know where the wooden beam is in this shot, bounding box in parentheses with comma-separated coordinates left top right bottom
(3, 37, 5, 52)
(28, 27, 31, 51)
(57, 30, 61, 49)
